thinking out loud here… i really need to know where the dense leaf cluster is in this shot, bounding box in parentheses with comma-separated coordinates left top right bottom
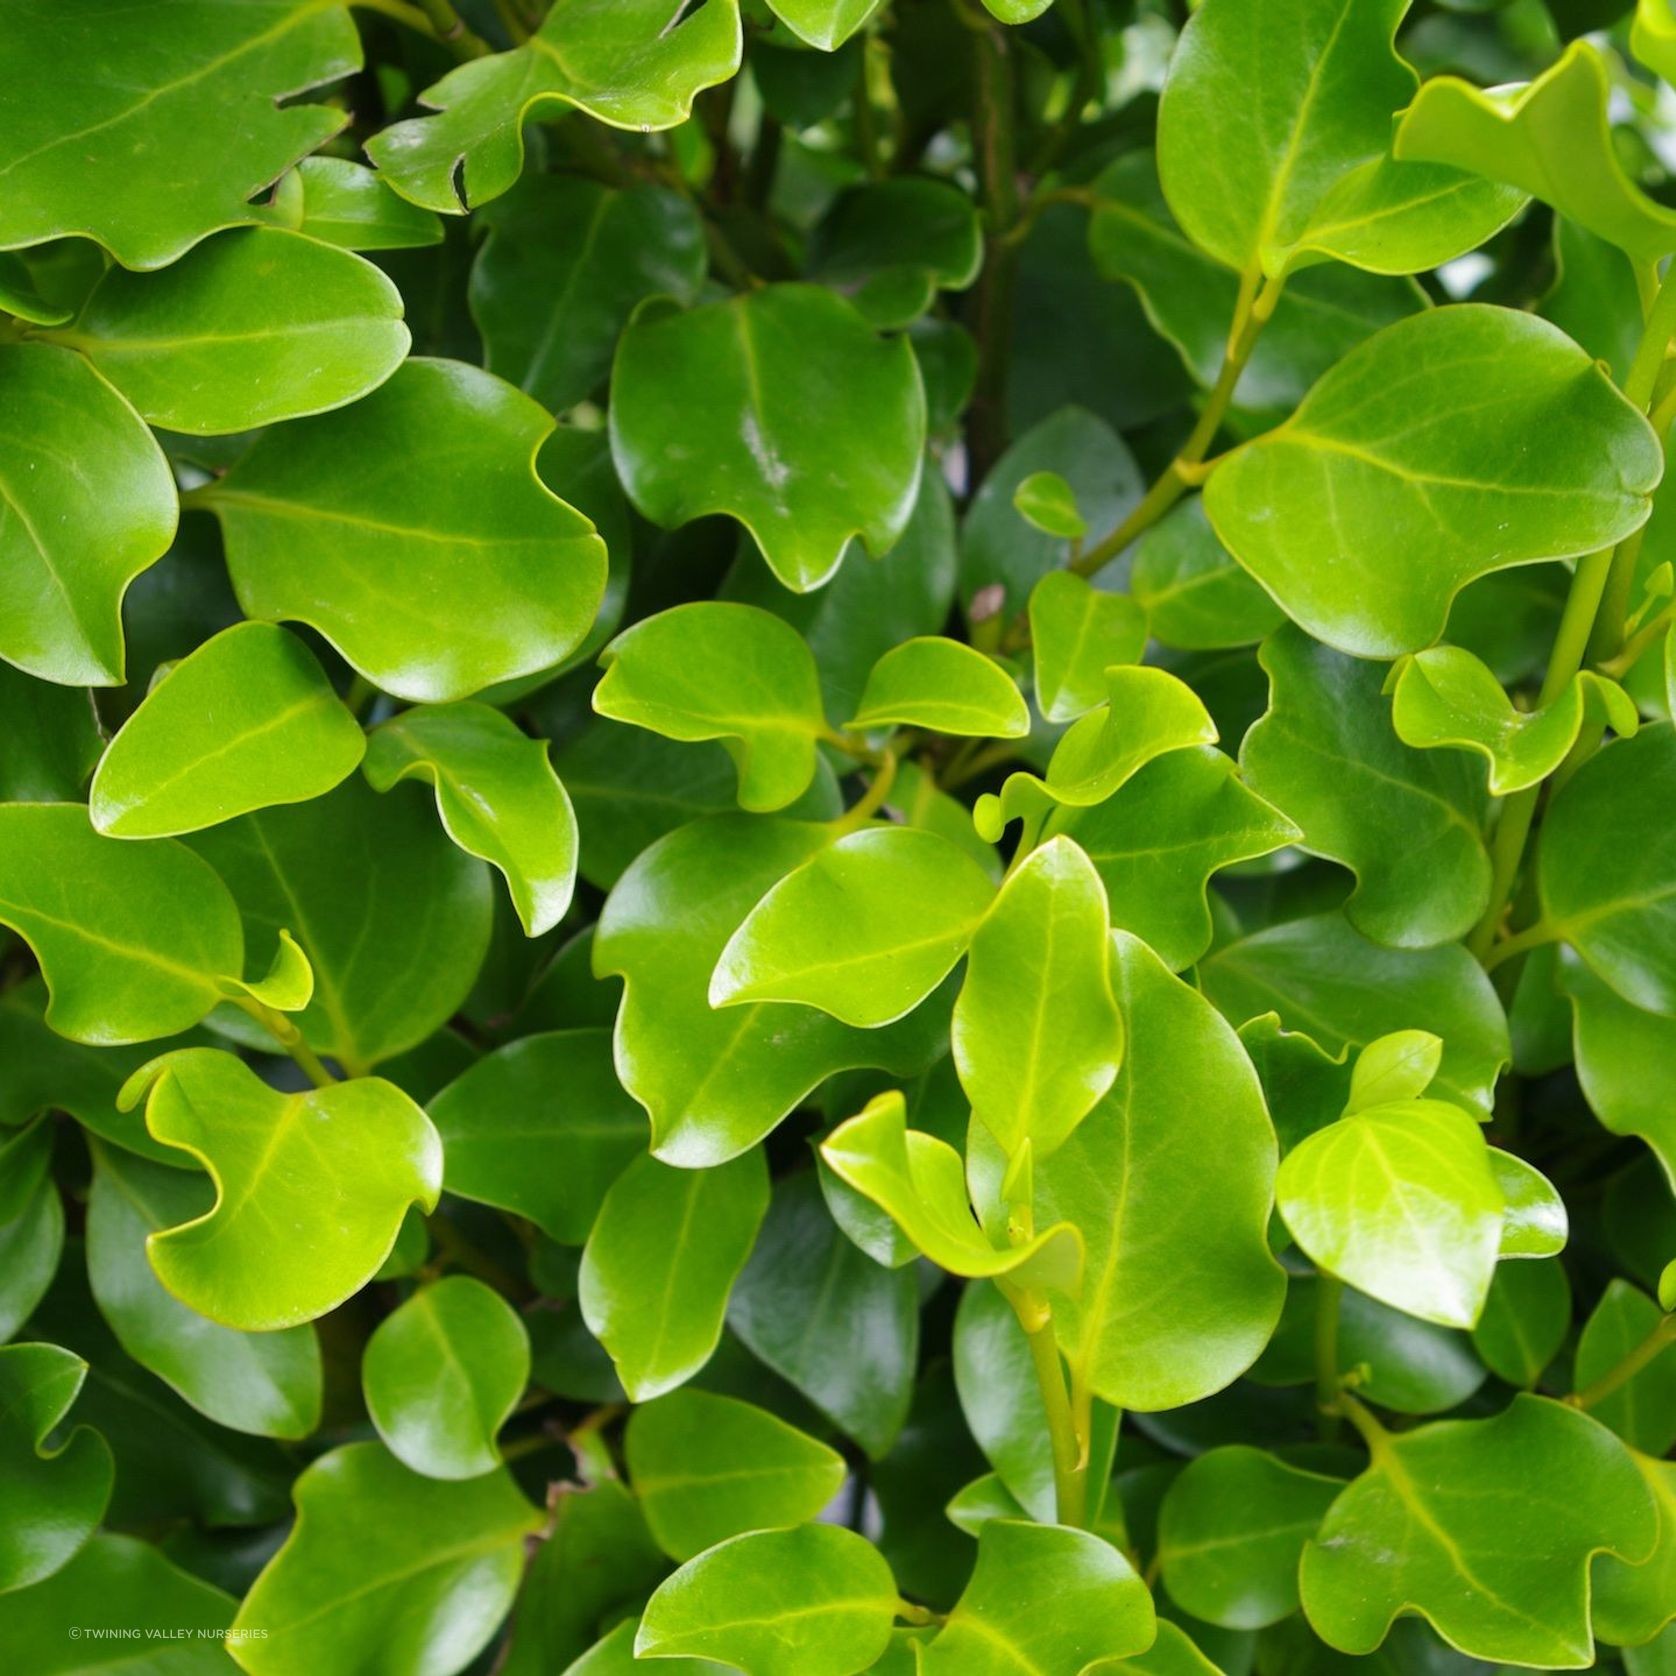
(3, 0, 1676, 1672)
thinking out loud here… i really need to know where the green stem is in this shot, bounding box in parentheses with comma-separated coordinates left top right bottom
(1479, 919, 1557, 973)
(1603, 600, 1674, 677)
(1070, 268, 1284, 580)
(1332, 1390, 1391, 1457)
(1314, 1273, 1344, 1439)
(231, 994, 337, 1089)
(967, 15, 1021, 481)
(834, 748, 899, 834)
(1568, 1313, 1676, 1411)
(351, 0, 489, 57)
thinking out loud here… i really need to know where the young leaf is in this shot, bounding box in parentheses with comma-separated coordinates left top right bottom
(200, 358, 608, 704)
(428, 1029, 645, 1244)
(917, 1520, 1155, 1674)
(0, 1, 359, 269)
(625, 1389, 846, 1562)
(1574, 1281, 1676, 1456)
(0, 1342, 113, 1593)
(765, 0, 885, 52)
(362, 1277, 531, 1480)
(87, 1144, 322, 1440)
(1491, 1149, 1568, 1260)
(1013, 472, 1087, 541)
(283, 156, 444, 250)
(0, 803, 244, 1044)
(366, 0, 743, 212)
(230, 1443, 541, 1674)
(1037, 933, 1286, 1409)
(711, 827, 996, 1027)
(57, 226, 407, 434)
(579, 1149, 768, 1402)
(953, 837, 1123, 1157)
(849, 637, 1028, 738)
(1042, 665, 1218, 808)
(593, 603, 827, 813)
(636, 1523, 897, 1676)
(820, 1091, 1083, 1290)
(1301, 1397, 1657, 1666)
(364, 700, 577, 937)
(1277, 1099, 1504, 1329)
(609, 286, 926, 593)
(0, 344, 176, 686)
(90, 621, 364, 839)
(1028, 572, 1149, 723)
(1158, 1447, 1343, 1630)
(1205, 307, 1661, 659)
(119, 1047, 443, 1331)
(1346, 1030, 1444, 1113)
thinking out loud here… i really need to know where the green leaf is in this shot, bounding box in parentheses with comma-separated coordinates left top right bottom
(765, 0, 884, 52)
(609, 286, 926, 593)
(0, 1532, 235, 1670)
(366, 0, 743, 212)
(200, 358, 607, 704)
(593, 603, 827, 813)
(953, 837, 1123, 1157)
(850, 637, 1028, 738)
(0, 662, 101, 803)
(119, 1047, 442, 1330)
(428, 1029, 645, 1244)
(1575, 1281, 1676, 1456)
(470, 176, 705, 413)
(0, 1121, 63, 1344)
(0, 343, 176, 686)
(711, 827, 996, 1027)
(1049, 747, 1300, 972)
(595, 815, 946, 1166)
(626, 1389, 846, 1562)
(1491, 1148, 1568, 1260)
(1346, 1030, 1444, 1113)
(54, 226, 407, 435)
(1205, 307, 1662, 660)
(0, 803, 244, 1044)
(1201, 913, 1510, 1116)
(1391, 645, 1637, 797)
(89, 622, 363, 839)
(0, 1341, 112, 1593)
(1242, 626, 1490, 948)
(1594, 1449, 1676, 1648)
(1396, 42, 1676, 265)
(1539, 726, 1676, 1015)
(1037, 933, 1286, 1409)
(1129, 499, 1285, 652)
(1013, 472, 1088, 541)
(362, 1276, 531, 1480)
(561, 1618, 734, 1676)
(820, 1091, 1083, 1289)
(637, 1523, 896, 1676)
(87, 1143, 321, 1439)
(364, 700, 576, 937)
(1158, 1446, 1343, 1630)
(1278, 1099, 1504, 1328)
(188, 778, 492, 1072)
(953, 1283, 1058, 1522)
(230, 1442, 541, 1674)
(1300, 1396, 1657, 1666)
(281, 156, 444, 251)
(579, 1149, 768, 1401)
(917, 1520, 1155, 1675)
(1472, 1259, 1571, 1388)
(0, 0, 360, 269)
(1027, 572, 1149, 725)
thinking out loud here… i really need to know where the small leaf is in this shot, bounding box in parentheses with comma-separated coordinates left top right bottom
(0, 804, 244, 1045)
(0, 1342, 113, 1593)
(1472, 1259, 1571, 1388)
(1491, 1149, 1569, 1260)
(820, 1091, 1083, 1290)
(953, 837, 1123, 1157)
(1205, 307, 1661, 659)
(428, 1029, 645, 1245)
(231, 1443, 541, 1674)
(285, 156, 444, 250)
(1028, 571, 1149, 724)
(610, 286, 926, 593)
(917, 1520, 1154, 1674)
(849, 637, 1028, 738)
(57, 226, 407, 435)
(593, 603, 827, 814)
(201, 358, 607, 704)
(1158, 1446, 1343, 1630)
(365, 700, 577, 936)
(366, 0, 743, 212)
(1346, 1030, 1444, 1114)
(1575, 1281, 1676, 1456)
(1301, 1396, 1657, 1667)
(626, 1389, 846, 1562)
(636, 1524, 897, 1676)
(711, 827, 996, 1027)
(119, 1047, 443, 1331)
(363, 1277, 531, 1480)
(90, 622, 364, 839)
(580, 1149, 768, 1402)
(1013, 472, 1087, 541)
(765, 0, 885, 52)
(1277, 1099, 1504, 1328)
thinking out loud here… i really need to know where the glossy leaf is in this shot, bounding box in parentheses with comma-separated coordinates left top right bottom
(282, 156, 444, 250)
(850, 637, 1028, 738)
(1028, 571, 1149, 723)
(1594, 1449, 1676, 1649)
(1564, 955, 1676, 1185)
(1472, 1258, 1572, 1388)
(1492, 1148, 1569, 1260)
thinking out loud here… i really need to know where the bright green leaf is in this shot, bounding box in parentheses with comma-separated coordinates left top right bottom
(849, 637, 1028, 739)
(1028, 571, 1149, 724)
